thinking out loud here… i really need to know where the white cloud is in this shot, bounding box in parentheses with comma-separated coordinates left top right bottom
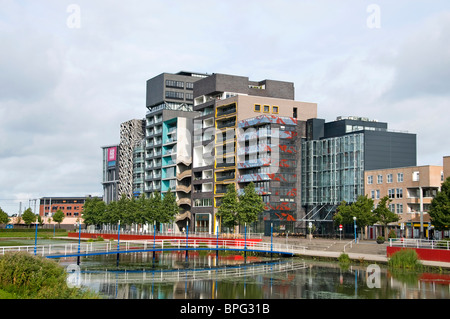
(1, 0, 449, 214)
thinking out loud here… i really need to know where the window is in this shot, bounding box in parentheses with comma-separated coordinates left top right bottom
(272, 106, 279, 114)
(165, 91, 184, 100)
(387, 174, 393, 183)
(371, 190, 375, 199)
(186, 82, 194, 90)
(389, 204, 395, 213)
(165, 80, 184, 88)
(376, 190, 380, 199)
(293, 107, 297, 118)
(396, 188, 403, 198)
(396, 204, 403, 214)
(412, 171, 420, 181)
(397, 173, 404, 182)
(388, 189, 395, 199)
(367, 175, 373, 185)
(377, 174, 383, 184)
(254, 104, 261, 112)
(194, 198, 212, 207)
(263, 105, 270, 113)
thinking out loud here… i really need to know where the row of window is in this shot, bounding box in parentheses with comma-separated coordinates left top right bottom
(193, 198, 213, 207)
(367, 173, 404, 185)
(370, 188, 403, 200)
(44, 206, 82, 211)
(165, 91, 193, 100)
(254, 104, 279, 114)
(165, 80, 194, 89)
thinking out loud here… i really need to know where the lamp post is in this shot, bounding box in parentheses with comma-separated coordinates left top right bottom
(116, 220, 121, 266)
(34, 222, 38, 256)
(270, 223, 273, 259)
(152, 221, 156, 260)
(353, 216, 357, 243)
(77, 221, 81, 265)
(185, 220, 189, 260)
(244, 222, 247, 260)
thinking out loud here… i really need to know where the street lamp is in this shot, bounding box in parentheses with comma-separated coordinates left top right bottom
(77, 221, 81, 265)
(353, 216, 357, 243)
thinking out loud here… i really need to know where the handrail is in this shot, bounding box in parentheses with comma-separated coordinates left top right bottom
(389, 238, 450, 250)
(0, 238, 308, 258)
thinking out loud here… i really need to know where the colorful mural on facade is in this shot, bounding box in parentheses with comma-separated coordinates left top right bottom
(238, 115, 298, 128)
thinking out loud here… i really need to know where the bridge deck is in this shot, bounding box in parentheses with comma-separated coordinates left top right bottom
(0, 239, 307, 259)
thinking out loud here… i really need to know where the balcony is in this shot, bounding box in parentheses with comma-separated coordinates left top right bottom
(216, 118, 236, 129)
(215, 172, 235, 182)
(176, 184, 192, 193)
(177, 169, 192, 180)
(216, 104, 237, 118)
(177, 197, 192, 206)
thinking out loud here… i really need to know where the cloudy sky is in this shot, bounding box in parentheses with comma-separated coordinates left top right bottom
(1, 0, 449, 214)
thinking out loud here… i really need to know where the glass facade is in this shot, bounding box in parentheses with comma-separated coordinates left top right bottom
(237, 115, 300, 233)
(301, 133, 365, 207)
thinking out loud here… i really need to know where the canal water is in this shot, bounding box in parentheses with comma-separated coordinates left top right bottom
(59, 251, 450, 299)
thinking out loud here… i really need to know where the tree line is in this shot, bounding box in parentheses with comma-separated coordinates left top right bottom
(334, 195, 399, 239)
(0, 207, 65, 227)
(82, 189, 179, 229)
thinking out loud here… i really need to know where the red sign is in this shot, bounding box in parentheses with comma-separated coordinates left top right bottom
(107, 147, 117, 162)
(339, 224, 343, 230)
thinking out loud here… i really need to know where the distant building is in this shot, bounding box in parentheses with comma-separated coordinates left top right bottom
(301, 116, 417, 234)
(102, 144, 119, 204)
(365, 159, 450, 239)
(39, 196, 96, 218)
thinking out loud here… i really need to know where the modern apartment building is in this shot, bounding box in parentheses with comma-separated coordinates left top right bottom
(192, 73, 317, 234)
(365, 164, 446, 239)
(102, 144, 119, 204)
(118, 119, 146, 199)
(144, 71, 208, 232)
(101, 119, 146, 203)
(301, 116, 417, 234)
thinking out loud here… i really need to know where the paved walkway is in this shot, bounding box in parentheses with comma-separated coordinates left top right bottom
(262, 236, 450, 269)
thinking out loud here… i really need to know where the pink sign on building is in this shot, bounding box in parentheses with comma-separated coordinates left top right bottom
(108, 147, 117, 162)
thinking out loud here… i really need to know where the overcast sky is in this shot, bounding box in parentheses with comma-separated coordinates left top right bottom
(1, 0, 449, 214)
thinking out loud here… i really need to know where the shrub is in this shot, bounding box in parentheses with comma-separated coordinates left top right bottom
(338, 252, 351, 264)
(388, 249, 422, 270)
(388, 229, 397, 239)
(0, 252, 98, 299)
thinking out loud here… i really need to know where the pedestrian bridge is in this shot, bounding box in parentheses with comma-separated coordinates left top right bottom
(0, 238, 308, 259)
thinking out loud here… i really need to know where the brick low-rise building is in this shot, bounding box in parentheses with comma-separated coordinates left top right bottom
(365, 163, 447, 239)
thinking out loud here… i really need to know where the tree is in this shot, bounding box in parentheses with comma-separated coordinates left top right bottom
(161, 189, 179, 225)
(82, 197, 106, 227)
(216, 184, 239, 231)
(52, 209, 65, 228)
(333, 195, 377, 238)
(104, 200, 120, 225)
(429, 176, 450, 231)
(116, 194, 137, 226)
(237, 182, 264, 226)
(0, 207, 9, 225)
(22, 208, 36, 227)
(144, 191, 163, 230)
(373, 195, 399, 239)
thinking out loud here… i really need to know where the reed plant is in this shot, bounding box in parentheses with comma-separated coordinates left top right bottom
(388, 249, 422, 270)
